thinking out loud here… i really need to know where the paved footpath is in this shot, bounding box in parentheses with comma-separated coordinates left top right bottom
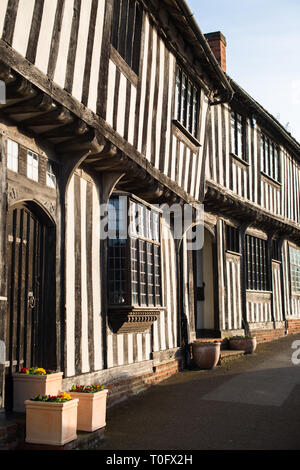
(99, 333, 300, 450)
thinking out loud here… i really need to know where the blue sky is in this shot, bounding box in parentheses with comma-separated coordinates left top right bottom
(187, 0, 300, 143)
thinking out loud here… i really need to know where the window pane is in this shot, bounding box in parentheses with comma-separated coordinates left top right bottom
(27, 150, 39, 182)
(180, 73, 187, 126)
(111, 0, 142, 74)
(175, 65, 181, 121)
(230, 112, 236, 154)
(246, 235, 268, 291)
(7, 139, 18, 172)
(46, 161, 56, 188)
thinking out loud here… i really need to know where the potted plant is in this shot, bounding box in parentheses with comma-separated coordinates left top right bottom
(191, 341, 221, 369)
(228, 335, 257, 354)
(25, 392, 79, 446)
(13, 367, 63, 412)
(69, 384, 108, 432)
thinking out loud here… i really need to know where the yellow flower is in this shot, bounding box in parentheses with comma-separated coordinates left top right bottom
(60, 392, 72, 401)
(34, 368, 46, 375)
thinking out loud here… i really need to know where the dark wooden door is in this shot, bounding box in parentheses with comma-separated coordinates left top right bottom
(5, 204, 46, 409)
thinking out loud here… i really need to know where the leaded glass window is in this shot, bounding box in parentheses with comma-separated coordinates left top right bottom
(260, 133, 280, 182)
(245, 235, 269, 291)
(174, 65, 199, 138)
(230, 111, 246, 160)
(107, 195, 162, 307)
(290, 246, 300, 293)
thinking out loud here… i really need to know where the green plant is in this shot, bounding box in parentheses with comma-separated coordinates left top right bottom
(229, 335, 253, 340)
(20, 367, 55, 375)
(30, 392, 72, 402)
(70, 384, 104, 393)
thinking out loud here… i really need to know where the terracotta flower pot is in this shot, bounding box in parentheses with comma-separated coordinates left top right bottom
(13, 372, 63, 413)
(25, 398, 79, 446)
(69, 389, 108, 432)
(191, 342, 221, 369)
(229, 337, 257, 354)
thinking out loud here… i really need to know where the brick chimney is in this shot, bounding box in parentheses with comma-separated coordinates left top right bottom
(204, 31, 227, 73)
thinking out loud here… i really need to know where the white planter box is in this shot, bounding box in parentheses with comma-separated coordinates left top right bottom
(13, 372, 63, 412)
(25, 398, 79, 446)
(69, 389, 108, 432)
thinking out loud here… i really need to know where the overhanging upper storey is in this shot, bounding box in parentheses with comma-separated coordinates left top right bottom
(0, 0, 233, 205)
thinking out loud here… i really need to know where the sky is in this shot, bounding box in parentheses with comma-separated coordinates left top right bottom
(187, 0, 300, 143)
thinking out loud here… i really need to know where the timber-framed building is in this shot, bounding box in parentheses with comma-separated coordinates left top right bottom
(0, 0, 299, 410)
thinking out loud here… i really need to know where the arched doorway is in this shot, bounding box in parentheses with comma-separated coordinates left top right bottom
(5, 202, 56, 409)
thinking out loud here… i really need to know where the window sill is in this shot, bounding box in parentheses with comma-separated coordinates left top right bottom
(108, 305, 163, 334)
(172, 120, 201, 150)
(230, 153, 249, 168)
(260, 171, 281, 188)
(110, 45, 138, 87)
(225, 250, 242, 257)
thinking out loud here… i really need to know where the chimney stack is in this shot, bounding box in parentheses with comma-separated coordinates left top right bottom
(204, 31, 227, 73)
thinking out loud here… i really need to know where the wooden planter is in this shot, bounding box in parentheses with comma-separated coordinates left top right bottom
(13, 372, 63, 412)
(25, 398, 79, 446)
(69, 389, 108, 432)
(229, 337, 257, 354)
(191, 342, 221, 369)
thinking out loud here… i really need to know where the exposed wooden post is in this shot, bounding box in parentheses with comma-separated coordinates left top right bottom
(0, 133, 7, 409)
(98, 171, 125, 370)
(240, 223, 250, 336)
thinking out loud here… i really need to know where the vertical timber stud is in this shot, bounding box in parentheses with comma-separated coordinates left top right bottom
(212, 225, 220, 333)
(240, 223, 250, 336)
(278, 237, 287, 328)
(99, 171, 125, 370)
(267, 232, 277, 328)
(0, 134, 7, 409)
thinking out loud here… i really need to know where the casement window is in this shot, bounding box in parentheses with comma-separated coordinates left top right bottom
(27, 150, 39, 182)
(111, 0, 143, 74)
(174, 65, 199, 138)
(7, 138, 18, 172)
(260, 133, 280, 182)
(289, 246, 300, 293)
(230, 111, 246, 160)
(46, 161, 56, 188)
(225, 225, 240, 253)
(107, 195, 162, 308)
(245, 235, 269, 291)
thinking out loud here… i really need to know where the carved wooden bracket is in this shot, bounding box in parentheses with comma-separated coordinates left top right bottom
(108, 306, 161, 334)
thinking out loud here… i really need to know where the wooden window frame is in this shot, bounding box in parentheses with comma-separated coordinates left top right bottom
(245, 234, 270, 291)
(230, 110, 247, 161)
(289, 246, 300, 294)
(225, 224, 240, 254)
(7, 138, 18, 173)
(107, 195, 162, 308)
(27, 150, 39, 182)
(46, 160, 56, 189)
(174, 64, 200, 140)
(111, 0, 143, 75)
(260, 133, 281, 183)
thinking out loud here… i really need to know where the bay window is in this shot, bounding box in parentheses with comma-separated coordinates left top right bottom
(290, 246, 300, 294)
(245, 235, 269, 291)
(107, 194, 162, 333)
